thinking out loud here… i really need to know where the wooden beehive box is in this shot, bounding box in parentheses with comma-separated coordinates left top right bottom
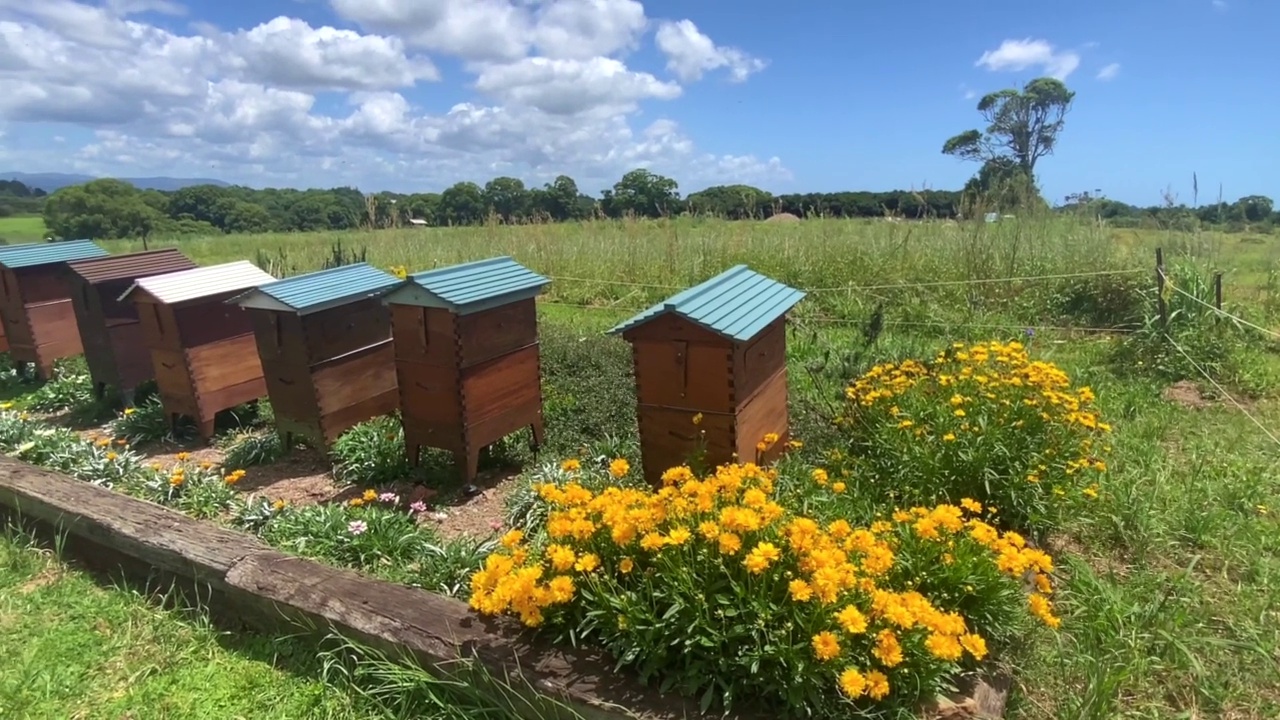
(383, 256, 550, 483)
(119, 261, 276, 440)
(0, 240, 109, 379)
(65, 249, 197, 404)
(230, 263, 401, 449)
(609, 265, 806, 485)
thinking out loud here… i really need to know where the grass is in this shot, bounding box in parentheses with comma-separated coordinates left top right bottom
(8, 212, 1280, 717)
(0, 215, 47, 243)
(0, 525, 377, 720)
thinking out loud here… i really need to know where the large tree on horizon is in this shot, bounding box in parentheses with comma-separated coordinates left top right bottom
(942, 77, 1076, 186)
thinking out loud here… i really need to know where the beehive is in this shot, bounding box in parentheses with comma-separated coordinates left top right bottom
(65, 249, 197, 403)
(119, 261, 276, 440)
(0, 240, 109, 379)
(231, 263, 401, 449)
(610, 265, 806, 485)
(382, 256, 550, 483)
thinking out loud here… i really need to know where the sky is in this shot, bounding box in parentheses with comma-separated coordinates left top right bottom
(0, 0, 1275, 206)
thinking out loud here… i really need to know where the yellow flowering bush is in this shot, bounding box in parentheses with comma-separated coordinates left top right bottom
(472, 461, 1058, 717)
(832, 340, 1110, 531)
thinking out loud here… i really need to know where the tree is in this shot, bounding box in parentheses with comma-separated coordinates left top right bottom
(943, 77, 1075, 184)
(483, 177, 530, 223)
(42, 179, 161, 240)
(685, 184, 773, 219)
(439, 182, 486, 225)
(1235, 195, 1274, 223)
(604, 169, 680, 218)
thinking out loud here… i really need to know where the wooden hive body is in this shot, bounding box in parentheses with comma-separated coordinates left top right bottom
(611, 265, 805, 485)
(384, 257, 549, 483)
(0, 240, 109, 380)
(235, 264, 401, 449)
(122, 261, 275, 441)
(65, 249, 197, 403)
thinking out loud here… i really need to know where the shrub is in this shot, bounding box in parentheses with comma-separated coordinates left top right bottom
(539, 324, 637, 455)
(470, 461, 1054, 718)
(110, 396, 188, 443)
(828, 340, 1110, 533)
(22, 369, 94, 413)
(220, 428, 285, 468)
(330, 415, 411, 486)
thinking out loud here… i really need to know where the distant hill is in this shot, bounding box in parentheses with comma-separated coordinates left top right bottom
(0, 172, 231, 193)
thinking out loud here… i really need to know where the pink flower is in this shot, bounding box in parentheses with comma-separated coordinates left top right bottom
(378, 492, 399, 504)
(348, 520, 368, 535)
(409, 501, 428, 514)
(488, 520, 503, 531)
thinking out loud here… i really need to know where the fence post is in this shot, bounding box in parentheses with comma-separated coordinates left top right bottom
(1214, 271, 1223, 314)
(1155, 248, 1168, 329)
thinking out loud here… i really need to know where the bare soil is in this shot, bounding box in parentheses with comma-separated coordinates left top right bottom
(1163, 380, 1212, 409)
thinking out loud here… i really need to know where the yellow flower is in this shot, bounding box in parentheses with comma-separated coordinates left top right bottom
(168, 475, 183, 487)
(960, 633, 988, 660)
(667, 526, 692, 545)
(123, 407, 136, 416)
(0, 402, 12, 410)
(925, 632, 963, 661)
(362, 489, 378, 502)
(718, 532, 742, 555)
(691, 412, 703, 425)
(1083, 485, 1099, 499)
(271, 499, 287, 511)
(811, 631, 841, 661)
(348, 498, 364, 507)
(619, 558, 634, 574)
(546, 544, 576, 571)
(865, 670, 890, 700)
(96, 438, 111, 447)
(942, 432, 956, 442)
(831, 481, 846, 494)
(560, 458, 581, 473)
(609, 458, 630, 478)
(788, 579, 813, 602)
(176, 451, 190, 461)
(105, 452, 118, 461)
(742, 542, 780, 574)
(837, 668, 866, 698)
(835, 605, 868, 634)
(574, 554, 600, 573)
(959, 498, 982, 513)
(500, 530, 524, 548)
(811, 468, 829, 485)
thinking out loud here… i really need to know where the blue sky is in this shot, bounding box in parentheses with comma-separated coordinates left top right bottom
(0, 0, 1274, 205)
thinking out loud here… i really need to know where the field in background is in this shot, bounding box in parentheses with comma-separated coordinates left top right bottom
(0, 215, 47, 243)
(101, 217, 1280, 325)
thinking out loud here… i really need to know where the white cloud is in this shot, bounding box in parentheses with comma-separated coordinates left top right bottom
(104, 0, 185, 15)
(223, 17, 439, 91)
(1096, 62, 1120, 81)
(958, 83, 977, 100)
(0, 0, 785, 191)
(654, 19, 766, 83)
(975, 38, 1081, 80)
(474, 57, 680, 115)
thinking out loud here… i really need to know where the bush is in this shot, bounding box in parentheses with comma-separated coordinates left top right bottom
(220, 428, 285, 468)
(110, 396, 188, 443)
(470, 461, 1053, 717)
(828, 340, 1110, 533)
(330, 415, 411, 486)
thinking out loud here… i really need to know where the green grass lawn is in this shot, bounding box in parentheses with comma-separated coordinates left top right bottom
(0, 215, 47, 243)
(0, 526, 380, 720)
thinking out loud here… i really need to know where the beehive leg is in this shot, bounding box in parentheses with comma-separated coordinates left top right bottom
(530, 415, 546, 451)
(34, 357, 55, 382)
(196, 416, 217, 443)
(93, 381, 106, 401)
(454, 446, 481, 484)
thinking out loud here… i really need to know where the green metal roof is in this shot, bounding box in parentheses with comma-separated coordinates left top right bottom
(384, 256, 549, 314)
(0, 240, 108, 269)
(610, 265, 806, 342)
(229, 263, 399, 315)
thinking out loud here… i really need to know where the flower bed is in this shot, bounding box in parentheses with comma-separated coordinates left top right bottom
(473, 459, 1058, 717)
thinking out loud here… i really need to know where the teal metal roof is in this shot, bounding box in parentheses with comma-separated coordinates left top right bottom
(384, 256, 549, 314)
(610, 265, 806, 342)
(0, 239, 108, 269)
(228, 263, 399, 315)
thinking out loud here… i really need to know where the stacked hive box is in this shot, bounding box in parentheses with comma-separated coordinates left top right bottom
(383, 256, 550, 483)
(119, 261, 276, 440)
(0, 240, 109, 379)
(231, 263, 401, 449)
(610, 265, 806, 485)
(65, 249, 197, 404)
